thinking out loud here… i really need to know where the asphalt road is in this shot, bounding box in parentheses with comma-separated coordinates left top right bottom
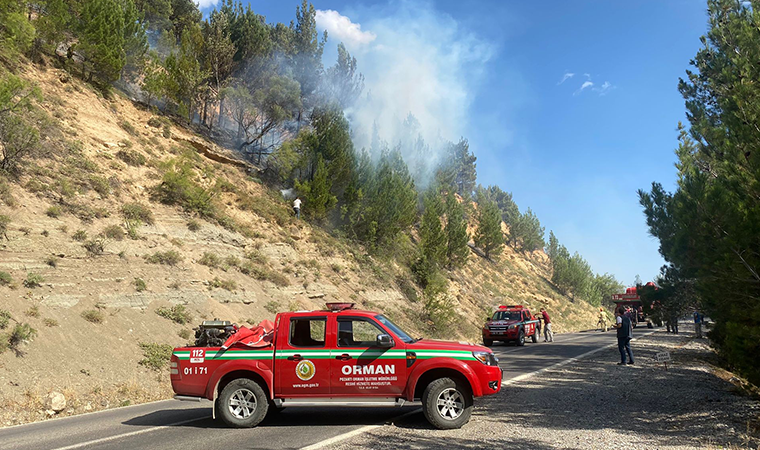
(0, 327, 648, 450)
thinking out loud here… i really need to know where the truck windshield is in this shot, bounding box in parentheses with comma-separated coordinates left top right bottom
(375, 315, 414, 343)
(493, 311, 521, 321)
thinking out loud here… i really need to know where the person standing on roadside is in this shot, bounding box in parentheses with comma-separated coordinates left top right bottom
(694, 310, 703, 338)
(293, 197, 302, 219)
(613, 306, 634, 365)
(540, 308, 553, 342)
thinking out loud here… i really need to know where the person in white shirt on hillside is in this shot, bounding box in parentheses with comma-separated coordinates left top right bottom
(293, 197, 302, 219)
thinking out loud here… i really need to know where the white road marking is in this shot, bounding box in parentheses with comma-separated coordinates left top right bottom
(300, 329, 657, 450)
(49, 417, 207, 450)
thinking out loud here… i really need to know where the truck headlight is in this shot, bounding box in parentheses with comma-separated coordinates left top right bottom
(473, 351, 499, 366)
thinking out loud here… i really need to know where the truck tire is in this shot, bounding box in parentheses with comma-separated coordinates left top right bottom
(517, 329, 525, 346)
(483, 338, 493, 347)
(531, 329, 538, 343)
(217, 378, 269, 428)
(422, 377, 473, 430)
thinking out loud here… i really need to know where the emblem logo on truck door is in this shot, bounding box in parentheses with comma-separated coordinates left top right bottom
(295, 360, 316, 381)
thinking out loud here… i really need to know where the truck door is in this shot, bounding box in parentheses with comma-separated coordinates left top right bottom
(276, 315, 331, 396)
(330, 317, 407, 397)
(523, 311, 534, 335)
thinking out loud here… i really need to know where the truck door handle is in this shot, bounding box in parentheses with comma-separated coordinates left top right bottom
(287, 354, 303, 361)
(335, 354, 352, 361)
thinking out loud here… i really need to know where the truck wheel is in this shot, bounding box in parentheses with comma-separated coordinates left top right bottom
(531, 330, 538, 343)
(517, 329, 525, 346)
(217, 378, 269, 428)
(422, 377, 473, 430)
(483, 339, 493, 347)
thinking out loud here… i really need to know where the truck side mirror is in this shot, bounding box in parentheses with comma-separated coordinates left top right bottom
(376, 334, 394, 348)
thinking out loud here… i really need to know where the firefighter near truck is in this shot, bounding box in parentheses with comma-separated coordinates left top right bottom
(481, 305, 540, 347)
(171, 303, 503, 430)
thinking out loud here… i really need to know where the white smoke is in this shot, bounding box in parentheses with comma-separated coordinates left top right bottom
(317, 3, 493, 165)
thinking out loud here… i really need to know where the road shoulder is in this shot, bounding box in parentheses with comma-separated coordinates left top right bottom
(327, 326, 760, 450)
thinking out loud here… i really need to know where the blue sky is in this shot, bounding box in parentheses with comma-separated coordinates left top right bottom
(206, 0, 709, 286)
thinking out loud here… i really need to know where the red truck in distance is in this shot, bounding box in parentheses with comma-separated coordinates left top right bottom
(482, 305, 540, 347)
(171, 303, 503, 430)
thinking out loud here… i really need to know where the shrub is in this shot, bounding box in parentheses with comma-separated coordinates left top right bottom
(162, 125, 171, 138)
(118, 119, 138, 136)
(121, 203, 154, 225)
(45, 206, 63, 218)
(89, 176, 111, 197)
(23, 272, 43, 288)
(199, 252, 221, 268)
(18, 226, 30, 235)
(116, 149, 146, 167)
(138, 342, 173, 371)
(152, 164, 216, 217)
(83, 238, 105, 256)
(134, 277, 146, 292)
(0, 178, 16, 207)
(147, 117, 162, 128)
(267, 271, 290, 287)
(8, 323, 36, 349)
(245, 250, 268, 264)
(187, 219, 201, 231)
(43, 318, 58, 327)
(264, 301, 279, 314)
(81, 309, 104, 324)
(125, 220, 140, 239)
(145, 250, 182, 265)
(72, 229, 88, 241)
(24, 306, 39, 318)
(102, 224, 124, 241)
(0, 215, 10, 236)
(0, 271, 12, 286)
(209, 277, 236, 291)
(225, 255, 240, 268)
(155, 304, 191, 325)
(0, 310, 10, 329)
(178, 329, 191, 340)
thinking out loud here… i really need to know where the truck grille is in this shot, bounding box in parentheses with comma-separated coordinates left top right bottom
(489, 326, 507, 333)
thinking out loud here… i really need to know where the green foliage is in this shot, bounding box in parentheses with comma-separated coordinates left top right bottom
(83, 238, 106, 256)
(44, 318, 59, 327)
(264, 301, 280, 314)
(473, 190, 503, 259)
(81, 309, 104, 324)
(145, 250, 182, 265)
(0, 214, 9, 236)
(186, 219, 201, 231)
(23, 272, 44, 288)
(209, 277, 236, 291)
(134, 277, 147, 291)
(121, 202, 154, 225)
(419, 192, 446, 268)
(116, 149, 147, 166)
(510, 208, 545, 253)
(72, 229, 88, 241)
(79, 0, 127, 84)
(24, 306, 40, 318)
(45, 205, 63, 218)
(199, 252, 221, 268)
(0, 75, 42, 172)
(178, 328, 192, 339)
(443, 192, 470, 269)
(138, 342, 173, 371)
(118, 119, 138, 136)
(153, 160, 216, 217)
(103, 224, 125, 241)
(0, 310, 10, 329)
(295, 154, 336, 221)
(8, 323, 36, 350)
(638, 0, 760, 384)
(0, 271, 11, 286)
(423, 272, 454, 331)
(155, 304, 191, 324)
(437, 139, 477, 198)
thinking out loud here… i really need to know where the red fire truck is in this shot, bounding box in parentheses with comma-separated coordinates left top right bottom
(171, 303, 502, 430)
(481, 305, 540, 347)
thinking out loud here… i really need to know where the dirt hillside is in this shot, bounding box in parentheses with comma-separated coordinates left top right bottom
(0, 64, 600, 426)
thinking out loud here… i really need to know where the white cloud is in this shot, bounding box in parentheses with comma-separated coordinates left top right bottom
(316, 10, 377, 48)
(558, 72, 574, 85)
(593, 81, 614, 95)
(565, 72, 615, 96)
(195, 0, 219, 9)
(574, 80, 594, 95)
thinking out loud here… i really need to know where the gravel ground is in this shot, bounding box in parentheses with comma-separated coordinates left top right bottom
(330, 324, 760, 450)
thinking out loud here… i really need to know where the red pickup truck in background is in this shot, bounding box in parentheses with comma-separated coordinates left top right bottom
(482, 305, 540, 346)
(171, 303, 502, 429)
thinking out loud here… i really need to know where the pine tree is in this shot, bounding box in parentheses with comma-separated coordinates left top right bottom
(295, 154, 336, 221)
(473, 190, 503, 259)
(419, 192, 446, 268)
(79, 0, 127, 83)
(546, 231, 559, 262)
(444, 191, 469, 268)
